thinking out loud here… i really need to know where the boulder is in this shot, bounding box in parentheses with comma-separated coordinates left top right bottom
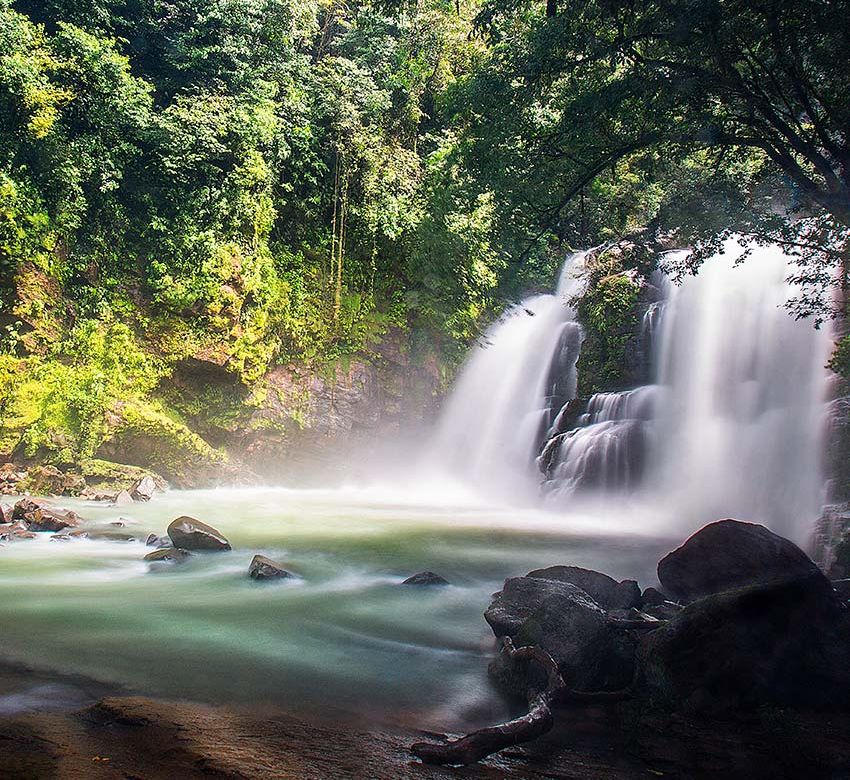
(144, 547, 191, 564)
(657, 519, 827, 602)
(19, 465, 66, 495)
(641, 586, 667, 607)
(167, 516, 230, 551)
(490, 588, 636, 696)
(145, 533, 172, 549)
(527, 565, 641, 609)
(401, 571, 449, 586)
(249, 554, 293, 581)
(637, 575, 849, 713)
(12, 499, 81, 532)
(114, 490, 134, 506)
(485, 576, 584, 637)
(130, 475, 157, 502)
(0, 503, 12, 523)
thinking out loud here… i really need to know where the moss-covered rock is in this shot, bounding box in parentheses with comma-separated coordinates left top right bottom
(79, 458, 167, 494)
(96, 401, 228, 487)
(576, 271, 641, 397)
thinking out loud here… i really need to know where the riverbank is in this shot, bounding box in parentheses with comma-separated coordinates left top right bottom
(2, 682, 850, 779)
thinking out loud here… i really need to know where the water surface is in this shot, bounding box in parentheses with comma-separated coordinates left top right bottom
(0, 486, 674, 729)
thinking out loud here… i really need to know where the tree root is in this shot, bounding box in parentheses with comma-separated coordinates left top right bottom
(410, 637, 565, 766)
(410, 637, 634, 766)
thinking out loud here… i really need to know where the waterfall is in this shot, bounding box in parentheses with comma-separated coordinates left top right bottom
(424, 252, 586, 500)
(429, 238, 831, 541)
(541, 241, 831, 541)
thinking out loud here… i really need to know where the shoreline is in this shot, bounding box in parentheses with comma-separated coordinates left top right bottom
(2, 681, 850, 779)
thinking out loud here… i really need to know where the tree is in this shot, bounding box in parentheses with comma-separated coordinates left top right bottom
(463, 0, 850, 315)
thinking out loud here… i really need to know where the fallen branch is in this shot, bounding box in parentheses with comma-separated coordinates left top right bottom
(410, 637, 566, 766)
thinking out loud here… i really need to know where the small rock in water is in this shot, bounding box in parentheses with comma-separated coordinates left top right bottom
(130, 475, 157, 502)
(113, 490, 133, 506)
(249, 554, 293, 581)
(144, 547, 191, 564)
(0, 504, 12, 523)
(167, 516, 231, 551)
(146, 533, 171, 549)
(401, 571, 449, 586)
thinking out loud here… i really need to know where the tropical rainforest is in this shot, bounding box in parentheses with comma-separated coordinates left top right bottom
(0, 0, 848, 476)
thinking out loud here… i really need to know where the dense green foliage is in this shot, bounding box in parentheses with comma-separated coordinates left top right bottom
(0, 0, 847, 469)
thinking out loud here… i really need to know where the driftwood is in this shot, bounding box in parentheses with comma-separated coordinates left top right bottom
(410, 637, 565, 766)
(410, 637, 634, 766)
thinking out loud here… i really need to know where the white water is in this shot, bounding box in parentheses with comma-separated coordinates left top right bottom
(433, 240, 832, 542)
(424, 253, 586, 501)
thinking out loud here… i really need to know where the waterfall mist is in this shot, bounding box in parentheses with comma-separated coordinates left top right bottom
(427, 240, 831, 542)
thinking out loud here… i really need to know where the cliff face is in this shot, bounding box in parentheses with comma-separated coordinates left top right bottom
(161, 328, 443, 485)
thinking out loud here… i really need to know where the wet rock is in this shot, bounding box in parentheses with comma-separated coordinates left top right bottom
(490, 588, 636, 695)
(12, 498, 81, 532)
(638, 574, 850, 713)
(86, 492, 117, 502)
(401, 571, 449, 586)
(130, 475, 157, 502)
(113, 490, 133, 506)
(527, 565, 640, 609)
(0, 504, 13, 523)
(167, 516, 230, 551)
(657, 519, 827, 602)
(249, 554, 293, 580)
(485, 576, 585, 637)
(145, 533, 172, 549)
(641, 586, 667, 607)
(144, 547, 191, 564)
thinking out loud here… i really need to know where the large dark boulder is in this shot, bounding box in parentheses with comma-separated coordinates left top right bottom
(485, 576, 588, 637)
(657, 519, 826, 602)
(637, 574, 850, 713)
(527, 565, 641, 609)
(490, 588, 636, 696)
(167, 516, 230, 551)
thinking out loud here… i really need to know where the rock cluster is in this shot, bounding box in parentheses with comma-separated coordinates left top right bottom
(0, 461, 165, 503)
(485, 518, 850, 714)
(2, 498, 82, 534)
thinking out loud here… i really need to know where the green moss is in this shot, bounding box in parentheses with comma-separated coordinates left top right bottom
(576, 272, 640, 397)
(99, 401, 227, 484)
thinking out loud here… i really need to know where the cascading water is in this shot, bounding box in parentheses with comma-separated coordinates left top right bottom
(431, 239, 831, 541)
(540, 241, 831, 541)
(424, 253, 586, 500)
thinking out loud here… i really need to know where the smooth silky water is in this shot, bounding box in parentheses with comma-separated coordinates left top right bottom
(0, 241, 832, 729)
(0, 486, 675, 728)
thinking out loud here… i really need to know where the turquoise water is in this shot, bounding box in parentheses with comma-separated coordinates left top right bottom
(0, 487, 674, 728)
